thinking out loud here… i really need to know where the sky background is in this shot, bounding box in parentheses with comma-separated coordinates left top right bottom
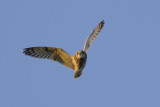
(0, 0, 160, 107)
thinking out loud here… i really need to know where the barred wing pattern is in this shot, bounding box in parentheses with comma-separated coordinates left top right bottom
(83, 20, 104, 52)
(23, 47, 75, 70)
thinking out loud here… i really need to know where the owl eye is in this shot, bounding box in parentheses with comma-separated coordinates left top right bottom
(81, 51, 85, 54)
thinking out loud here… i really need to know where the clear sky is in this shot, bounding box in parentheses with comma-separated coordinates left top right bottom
(0, 0, 160, 107)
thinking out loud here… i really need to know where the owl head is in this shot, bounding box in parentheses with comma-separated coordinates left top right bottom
(75, 50, 87, 59)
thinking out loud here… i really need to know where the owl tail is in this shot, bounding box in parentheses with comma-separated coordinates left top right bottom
(74, 71, 82, 79)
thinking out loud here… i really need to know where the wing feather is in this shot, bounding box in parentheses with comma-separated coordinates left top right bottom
(23, 47, 75, 70)
(83, 20, 104, 52)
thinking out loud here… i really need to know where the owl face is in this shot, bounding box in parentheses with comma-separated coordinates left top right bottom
(75, 50, 87, 59)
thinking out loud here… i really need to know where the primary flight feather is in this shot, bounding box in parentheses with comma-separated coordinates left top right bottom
(23, 20, 104, 79)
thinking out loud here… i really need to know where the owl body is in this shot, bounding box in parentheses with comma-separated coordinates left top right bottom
(73, 50, 87, 78)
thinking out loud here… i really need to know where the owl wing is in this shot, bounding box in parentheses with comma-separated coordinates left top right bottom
(83, 20, 104, 52)
(23, 47, 75, 70)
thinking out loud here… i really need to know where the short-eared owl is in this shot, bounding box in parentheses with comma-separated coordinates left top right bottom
(23, 20, 104, 79)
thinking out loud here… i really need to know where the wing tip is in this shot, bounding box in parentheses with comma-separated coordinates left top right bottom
(23, 47, 33, 56)
(100, 20, 105, 28)
(101, 20, 105, 24)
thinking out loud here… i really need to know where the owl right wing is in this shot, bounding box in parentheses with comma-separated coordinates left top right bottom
(23, 47, 75, 70)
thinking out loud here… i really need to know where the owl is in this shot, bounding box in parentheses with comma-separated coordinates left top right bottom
(23, 20, 104, 79)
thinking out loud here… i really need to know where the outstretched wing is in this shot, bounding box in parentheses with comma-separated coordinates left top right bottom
(83, 20, 104, 52)
(23, 47, 75, 70)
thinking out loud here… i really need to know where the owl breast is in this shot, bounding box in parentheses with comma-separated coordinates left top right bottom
(74, 55, 87, 72)
(78, 58, 87, 71)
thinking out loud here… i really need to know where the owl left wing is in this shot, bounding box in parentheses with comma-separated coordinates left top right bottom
(83, 20, 104, 52)
(23, 47, 75, 70)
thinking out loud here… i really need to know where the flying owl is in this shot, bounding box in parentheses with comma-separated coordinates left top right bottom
(23, 20, 104, 79)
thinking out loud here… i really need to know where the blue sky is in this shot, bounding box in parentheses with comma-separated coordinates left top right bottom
(0, 0, 160, 107)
